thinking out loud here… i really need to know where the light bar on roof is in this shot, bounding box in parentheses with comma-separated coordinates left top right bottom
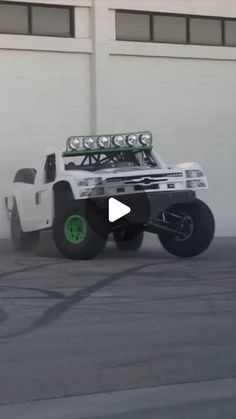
(65, 131, 153, 154)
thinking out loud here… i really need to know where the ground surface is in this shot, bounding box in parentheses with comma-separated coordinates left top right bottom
(0, 235, 236, 418)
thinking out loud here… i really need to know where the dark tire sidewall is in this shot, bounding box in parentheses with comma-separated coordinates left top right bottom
(114, 225, 144, 251)
(11, 206, 22, 244)
(11, 205, 40, 251)
(158, 199, 215, 257)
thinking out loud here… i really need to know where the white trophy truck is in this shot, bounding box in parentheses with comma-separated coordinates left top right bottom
(5, 131, 215, 259)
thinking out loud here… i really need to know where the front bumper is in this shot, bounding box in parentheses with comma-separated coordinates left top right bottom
(85, 190, 196, 226)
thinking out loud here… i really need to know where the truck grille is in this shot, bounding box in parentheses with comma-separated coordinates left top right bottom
(106, 172, 183, 188)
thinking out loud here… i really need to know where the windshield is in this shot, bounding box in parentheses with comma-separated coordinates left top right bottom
(64, 149, 158, 172)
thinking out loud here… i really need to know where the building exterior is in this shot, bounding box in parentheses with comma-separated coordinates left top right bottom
(0, 0, 236, 237)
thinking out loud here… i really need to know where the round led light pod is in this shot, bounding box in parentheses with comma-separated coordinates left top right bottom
(127, 134, 138, 147)
(113, 135, 126, 147)
(97, 136, 110, 148)
(69, 136, 82, 150)
(84, 137, 96, 149)
(140, 133, 152, 146)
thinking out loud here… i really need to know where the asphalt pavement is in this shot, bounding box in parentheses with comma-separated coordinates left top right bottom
(0, 234, 236, 418)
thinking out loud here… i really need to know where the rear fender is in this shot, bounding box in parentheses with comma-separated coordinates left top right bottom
(5, 188, 23, 223)
(5, 184, 36, 231)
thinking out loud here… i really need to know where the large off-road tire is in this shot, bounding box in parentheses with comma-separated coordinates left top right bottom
(53, 204, 107, 260)
(11, 205, 40, 251)
(114, 226, 144, 251)
(158, 199, 215, 258)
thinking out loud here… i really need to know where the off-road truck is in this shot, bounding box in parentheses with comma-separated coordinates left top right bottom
(5, 131, 215, 259)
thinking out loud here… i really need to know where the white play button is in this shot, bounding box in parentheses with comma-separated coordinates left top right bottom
(108, 197, 131, 223)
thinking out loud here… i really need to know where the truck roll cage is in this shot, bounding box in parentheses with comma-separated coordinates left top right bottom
(64, 149, 158, 172)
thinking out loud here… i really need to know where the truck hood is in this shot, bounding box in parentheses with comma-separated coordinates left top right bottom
(94, 166, 159, 175)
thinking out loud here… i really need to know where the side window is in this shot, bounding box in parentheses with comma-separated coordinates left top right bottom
(45, 154, 56, 184)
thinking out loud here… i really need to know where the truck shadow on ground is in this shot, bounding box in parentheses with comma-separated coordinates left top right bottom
(34, 234, 235, 262)
(1, 234, 233, 263)
(33, 232, 168, 261)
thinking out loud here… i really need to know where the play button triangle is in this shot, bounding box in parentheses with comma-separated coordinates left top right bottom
(108, 198, 131, 223)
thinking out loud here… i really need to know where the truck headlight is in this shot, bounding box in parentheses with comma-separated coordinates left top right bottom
(80, 187, 104, 197)
(113, 135, 126, 147)
(68, 136, 82, 150)
(127, 134, 138, 146)
(90, 187, 104, 196)
(187, 180, 206, 188)
(186, 169, 204, 178)
(78, 177, 102, 187)
(97, 136, 110, 148)
(84, 137, 96, 149)
(140, 133, 152, 146)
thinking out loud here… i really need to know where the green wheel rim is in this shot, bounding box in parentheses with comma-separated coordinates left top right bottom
(64, 215, 87, 244)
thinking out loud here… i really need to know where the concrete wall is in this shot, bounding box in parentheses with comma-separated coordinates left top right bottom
(0, 0, 236, 236)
